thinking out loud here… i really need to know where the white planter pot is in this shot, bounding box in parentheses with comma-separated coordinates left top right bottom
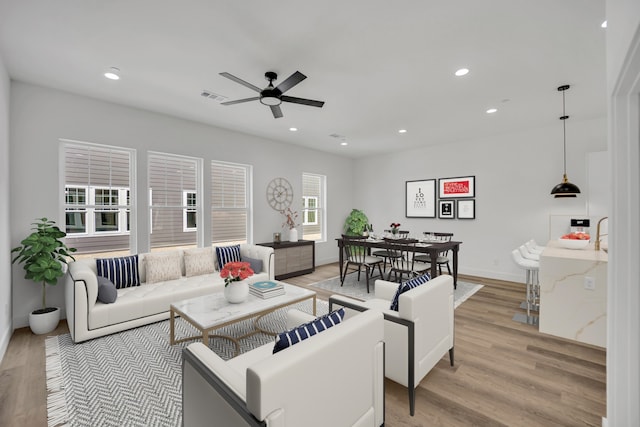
(224, 281, 249, 304)
(29, 307, 60, 335)
(289, 228, 299, 242)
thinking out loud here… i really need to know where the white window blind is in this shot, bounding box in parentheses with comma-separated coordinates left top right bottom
(148, 152, 200, 250)
(302, 173, 325, 241)
(211, 161, 250, 244)
(62, 142, 134, 254)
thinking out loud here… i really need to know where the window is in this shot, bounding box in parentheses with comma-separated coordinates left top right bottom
(302, 196, 318, 225)
(65, 187, 86, 234)
(62, 141, 134, 254)
(148, 152, 201, 251)
(183, 191, 197, 231)
(302, 173, 325, 241)
(211, 161, 251, 244)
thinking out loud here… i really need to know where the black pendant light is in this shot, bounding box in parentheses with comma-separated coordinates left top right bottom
(550, 84, 581, 198)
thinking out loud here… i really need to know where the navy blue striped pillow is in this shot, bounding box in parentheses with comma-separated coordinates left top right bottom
(389, 273, 430, 311)
(273, 308, 345, 354)
(215, 245, 241, 270)
(96, 255, 140, 290)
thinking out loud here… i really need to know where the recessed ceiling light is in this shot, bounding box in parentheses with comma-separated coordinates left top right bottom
(455, 68, 469, 77)
(398, 129, 407, 134)
(104, 67, 120, 80)
(486, 108, 498, 114)
(601, 20, 607, 28)
(289, 127, 298, 132)
(340, 142, 348, 146)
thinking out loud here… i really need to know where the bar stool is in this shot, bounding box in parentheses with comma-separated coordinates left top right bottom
(518, 244, 540, 261)
(525, 239, 545, 255)
(511, 249, 539, 326)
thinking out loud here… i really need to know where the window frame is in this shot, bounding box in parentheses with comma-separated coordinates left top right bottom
(147, 151, 202, 251)
(183, 190, 197, 232)
(301, 173, 326, 242)
(60, 139, 137, 255)
(211, 160, 252, 245)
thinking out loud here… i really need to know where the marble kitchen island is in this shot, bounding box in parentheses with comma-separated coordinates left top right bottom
(539, 240, 608, 348)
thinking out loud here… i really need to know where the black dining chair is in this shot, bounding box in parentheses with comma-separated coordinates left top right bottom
(341, 234, 384, 293)
(415, 232, 454, 275)
(383, 237, 430, 282)
(372, 230, 409, 272)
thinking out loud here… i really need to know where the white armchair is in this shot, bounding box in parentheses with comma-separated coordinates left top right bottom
(182, 309, 385, 427)
(329, 274, 454, 416)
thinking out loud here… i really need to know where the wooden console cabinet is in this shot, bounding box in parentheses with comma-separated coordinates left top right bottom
(257, 240, 315, 280)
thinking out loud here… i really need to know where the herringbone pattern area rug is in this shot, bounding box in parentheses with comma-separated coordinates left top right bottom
(45, 299, 324, 427)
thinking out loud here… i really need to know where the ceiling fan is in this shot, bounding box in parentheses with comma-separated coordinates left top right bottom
(219, 71, 325, 118)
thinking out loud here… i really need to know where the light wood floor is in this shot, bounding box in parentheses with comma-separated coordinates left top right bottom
(0, 263, 606, 427)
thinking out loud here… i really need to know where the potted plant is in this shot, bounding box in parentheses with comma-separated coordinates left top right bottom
(343, 209, 369, 236)
(11, 218, 76, 334)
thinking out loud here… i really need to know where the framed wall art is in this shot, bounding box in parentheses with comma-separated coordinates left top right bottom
(439, 176, 475, 198)
(457, 199, 476, 219)
(405, 179, 436, 218)
(438, 200, 455, 219)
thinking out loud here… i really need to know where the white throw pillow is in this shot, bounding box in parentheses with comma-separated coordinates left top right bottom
(145, 251, 182, 284)
(184, 247, 215, 277)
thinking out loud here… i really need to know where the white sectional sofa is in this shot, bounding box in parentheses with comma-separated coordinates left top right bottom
(65, 244, 274, 343)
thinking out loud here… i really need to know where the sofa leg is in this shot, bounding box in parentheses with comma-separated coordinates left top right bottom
(449, 347, 454, 366)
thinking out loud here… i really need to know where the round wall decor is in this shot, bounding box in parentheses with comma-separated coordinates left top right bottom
(266, 177, 293, 211)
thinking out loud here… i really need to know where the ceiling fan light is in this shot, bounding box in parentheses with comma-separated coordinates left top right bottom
(260, 96, 281, 106)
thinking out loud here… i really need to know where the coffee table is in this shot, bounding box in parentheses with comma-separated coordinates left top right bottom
(169, 281, 316, 356)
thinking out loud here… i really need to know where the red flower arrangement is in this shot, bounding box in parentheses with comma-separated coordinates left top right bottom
(220, 261, 254, 287)
(389, 223, 401, 232)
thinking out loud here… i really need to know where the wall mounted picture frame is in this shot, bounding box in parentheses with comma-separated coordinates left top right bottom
(439, 175, 475, 198)
(457, 199, 476, 219)
(406, 179, 436, 218)
(438, 200, 455, 219)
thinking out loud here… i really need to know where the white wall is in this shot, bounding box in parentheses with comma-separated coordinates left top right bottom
(9, 81, 354, 328)
(353, 117, 607, 282)
(605, 0, 640, 425)
(0, 54, 11, 361)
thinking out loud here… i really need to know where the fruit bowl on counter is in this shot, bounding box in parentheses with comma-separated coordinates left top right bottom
(557, 232, 590, 249)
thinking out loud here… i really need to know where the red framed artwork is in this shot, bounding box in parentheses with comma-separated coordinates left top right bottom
(438, 176, 475, 198)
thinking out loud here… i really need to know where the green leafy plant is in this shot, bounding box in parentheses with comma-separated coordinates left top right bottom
(11, 218, 76, 312)
(344, 209, 369, 236)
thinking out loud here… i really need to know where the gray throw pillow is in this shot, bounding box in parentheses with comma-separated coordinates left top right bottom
(242, 256, 263, 274)
(97, 276, 118, 304)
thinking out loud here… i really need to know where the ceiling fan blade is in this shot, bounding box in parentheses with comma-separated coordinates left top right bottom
(281, 95, 325, 108)
(270, 105, 283, 118)
(221, 97, 260, 106)
(219, 72, 261, 92)
(275, 71, 307, 94)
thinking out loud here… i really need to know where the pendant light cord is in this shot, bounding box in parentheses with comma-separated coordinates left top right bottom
(560, 87, 568, 177)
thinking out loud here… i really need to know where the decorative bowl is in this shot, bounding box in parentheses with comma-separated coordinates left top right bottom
(557, 238, 590, 250)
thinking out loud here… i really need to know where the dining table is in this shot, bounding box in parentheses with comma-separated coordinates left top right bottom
(336, 237, 462, 288)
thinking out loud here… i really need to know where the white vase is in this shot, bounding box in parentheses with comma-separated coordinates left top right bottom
(224, 280, 249, 304)
(289, 228, 299, 242)
(29, 307, 60, 335)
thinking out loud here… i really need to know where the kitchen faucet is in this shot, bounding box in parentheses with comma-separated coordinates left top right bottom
(595, 216, 608, 251)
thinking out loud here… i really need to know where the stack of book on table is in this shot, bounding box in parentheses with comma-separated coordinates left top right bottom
(249, 281, 285, 299)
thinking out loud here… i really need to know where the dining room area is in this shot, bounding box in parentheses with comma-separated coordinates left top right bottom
(336, 229, 462, 293)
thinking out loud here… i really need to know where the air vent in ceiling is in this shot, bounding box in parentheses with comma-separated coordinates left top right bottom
(201, 90, 228, 103)
(329, 133, 346, 140)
